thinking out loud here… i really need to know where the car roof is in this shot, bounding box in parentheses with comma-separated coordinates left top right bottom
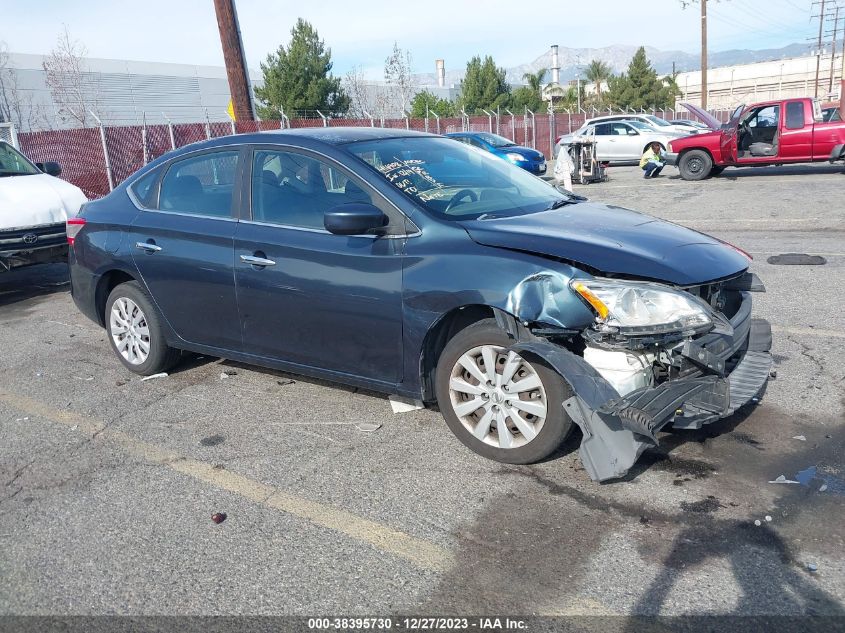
(259, 126, 437, 144)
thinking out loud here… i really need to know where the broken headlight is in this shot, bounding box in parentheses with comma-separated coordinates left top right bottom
(570, 279, 713, 335)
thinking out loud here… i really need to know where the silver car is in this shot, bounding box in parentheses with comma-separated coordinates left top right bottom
(583, 113, 700, 136)
(556, 120, 685, 163)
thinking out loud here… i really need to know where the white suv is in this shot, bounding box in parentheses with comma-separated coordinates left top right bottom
(0, 141, 87, 272)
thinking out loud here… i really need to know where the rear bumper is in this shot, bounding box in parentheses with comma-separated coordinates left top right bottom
(513, 290, 772, 482)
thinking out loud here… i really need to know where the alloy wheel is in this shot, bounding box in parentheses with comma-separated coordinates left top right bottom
(448, 345, 548, 449)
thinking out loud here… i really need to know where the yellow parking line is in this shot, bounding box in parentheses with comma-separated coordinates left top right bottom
(0, 389, 453, 573)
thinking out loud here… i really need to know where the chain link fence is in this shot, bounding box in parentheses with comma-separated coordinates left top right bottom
(15, 106, 703, 199)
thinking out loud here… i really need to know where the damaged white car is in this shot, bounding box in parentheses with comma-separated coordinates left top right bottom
(0, 140, 87, 272)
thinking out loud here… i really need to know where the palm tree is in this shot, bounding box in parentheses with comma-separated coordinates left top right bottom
(523, 68, 548, 95)
(584, 60, 612, 98)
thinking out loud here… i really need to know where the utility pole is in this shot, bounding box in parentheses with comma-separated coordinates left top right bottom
(701, 0, 708, 109)
(830, 6, 840, 94)
(214, 0, 256, 121)
(813, 0, 827, 98)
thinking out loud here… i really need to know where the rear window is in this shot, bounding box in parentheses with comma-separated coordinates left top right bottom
(130, 169, 160, 208)
(785, 101, 805, 130)
(158, 151, 239, 218)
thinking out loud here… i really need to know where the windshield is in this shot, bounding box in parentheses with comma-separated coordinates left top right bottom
(644, 115, 671, 127)
(0, 142, 39, 177)
(472, 132, 516, 148)
(346, 136, 571, 221)
(627, 121, 654, 131)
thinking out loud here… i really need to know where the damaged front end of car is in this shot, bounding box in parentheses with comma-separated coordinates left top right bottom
(499, 269, 772, 482)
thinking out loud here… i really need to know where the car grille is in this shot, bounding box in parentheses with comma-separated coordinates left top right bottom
(0, 222, 67, 252)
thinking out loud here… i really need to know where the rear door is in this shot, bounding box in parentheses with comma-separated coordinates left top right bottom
(233, 146, 405, 385)
(780, 100, 813, 161)
(129, 149, 242, 350)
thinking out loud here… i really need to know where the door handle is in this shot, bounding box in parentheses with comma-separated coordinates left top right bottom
(135, 241, 162, 253)
(240, 254, 276, 267)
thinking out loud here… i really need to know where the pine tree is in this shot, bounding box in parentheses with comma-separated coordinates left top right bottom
(459, 56, 510, 114)
(255, 19, 349, 118)
(409, 90, 455, 117)
(606, 47, 675, 110)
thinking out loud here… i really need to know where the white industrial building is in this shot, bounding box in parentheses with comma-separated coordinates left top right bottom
(675, 53, 843, 111)
(1, 52, 261, 130)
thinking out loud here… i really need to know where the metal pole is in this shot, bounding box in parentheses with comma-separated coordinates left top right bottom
(425, 104, 429, 133)
(829, 6, 840, 94)
(141, 112, 148, 166)
(363, 110, 374, 128)
(815, 0, 826, 98)
(505, 109, 516, 141)
(496, 106, 501, 135)
(90, 110, 114, 192)
(404, 112, 410, 130)
(163, 112, 175, 150)
(204, 109, 212, 138)
(461, 109, 469, 132)
(230, 120, 236, 135)
(482, 109, 493, 133)
(701, 0, 708, 109)
(316, 110, 328, 127)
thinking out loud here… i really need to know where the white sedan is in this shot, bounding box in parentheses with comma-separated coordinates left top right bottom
(555, 121, 685, 163)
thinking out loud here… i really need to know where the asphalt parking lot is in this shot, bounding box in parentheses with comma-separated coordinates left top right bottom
(1, 163, 844, 620)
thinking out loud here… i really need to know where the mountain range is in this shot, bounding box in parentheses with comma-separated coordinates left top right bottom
(412, 42, 810, 87)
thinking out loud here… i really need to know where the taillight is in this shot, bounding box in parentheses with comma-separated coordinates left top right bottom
(66, 217, 86, 246)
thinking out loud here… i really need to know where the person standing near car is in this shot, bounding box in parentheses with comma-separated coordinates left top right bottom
(640, 142, 666, 179)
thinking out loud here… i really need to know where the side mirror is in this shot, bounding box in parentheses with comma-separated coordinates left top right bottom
(38, 161, 62, 177)
(324, 203, 388, 236)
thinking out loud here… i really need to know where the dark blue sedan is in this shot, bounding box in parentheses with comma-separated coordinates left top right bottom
(67, 128, 771, 481)
(446, 132, 547, 175)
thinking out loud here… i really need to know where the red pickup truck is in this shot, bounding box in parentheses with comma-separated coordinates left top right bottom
(667, 98, 845, 180)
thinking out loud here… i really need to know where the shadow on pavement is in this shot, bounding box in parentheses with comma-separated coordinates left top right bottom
(0, 263, 70, 310)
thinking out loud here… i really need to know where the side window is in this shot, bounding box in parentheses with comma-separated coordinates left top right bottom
(594, 123, 612, 136)
(785, 101, 805, 130)
(158, 151, 239, 217)
(130, 169, 160, 208)
(251, 149, 374, 230)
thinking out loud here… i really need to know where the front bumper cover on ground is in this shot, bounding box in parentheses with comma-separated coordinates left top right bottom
(511, 291, 772, 482)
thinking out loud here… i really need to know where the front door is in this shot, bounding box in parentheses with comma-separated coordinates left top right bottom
(129, 149, 242, 350)
(608, 122, 643, 160)
(234, 147, 405, 385)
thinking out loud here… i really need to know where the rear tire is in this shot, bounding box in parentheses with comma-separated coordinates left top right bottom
(678, 149, 713, 181)
(105, 281, 180, 376)
(434, 319, 573, 464)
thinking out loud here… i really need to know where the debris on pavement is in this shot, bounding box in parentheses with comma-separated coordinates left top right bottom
(277, 378, 295, 386)
(766, 253, 827, 266)
(115, 379, 128, 387)
(74, 376, 94, 381)
(141, 373, 168, 381)
(211, 512, 227, 524)
(807, 562, 818, 572)
(765, 515, 773, 522)
(220, 369, 238, 380)
(795, 466, 845, 495)
(200, 434, 225, 447)
(792, 435, 807, 441)
(388, 395, 425, 414)
(14, 417, 29, 422)
(769, 474, 800, 484)
(820, 484, 829, 492)
(754, 519, 762, 526)
(355, 422, 382, 432)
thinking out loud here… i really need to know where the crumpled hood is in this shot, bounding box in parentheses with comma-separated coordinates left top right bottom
(0, 173, 87, 230)
(460, 203, 749, 286)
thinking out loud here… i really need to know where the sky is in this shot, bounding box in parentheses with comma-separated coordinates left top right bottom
(1, 0, 820, 78)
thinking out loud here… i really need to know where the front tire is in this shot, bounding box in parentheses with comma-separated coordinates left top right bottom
(678, 149, 713, 181)
(105, 281, 180, 375)
(434, 319, 573, 464)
